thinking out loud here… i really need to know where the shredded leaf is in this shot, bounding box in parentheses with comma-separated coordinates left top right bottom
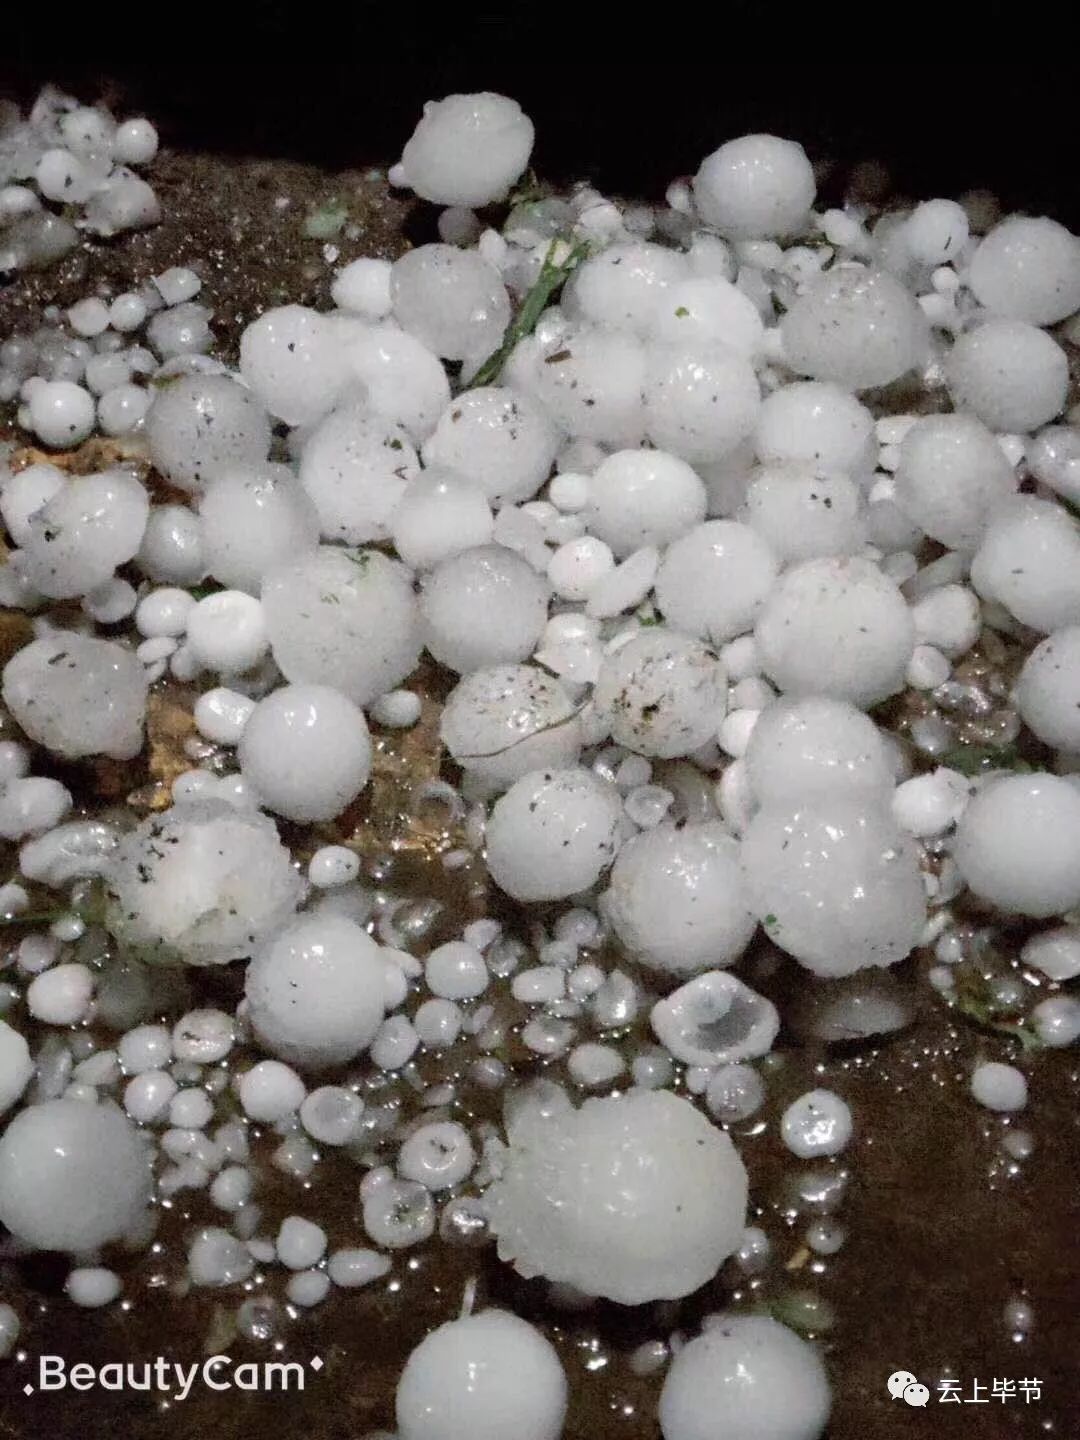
(467, 236, 590, 390)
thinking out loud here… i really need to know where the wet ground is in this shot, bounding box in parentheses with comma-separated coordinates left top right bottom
(0, 136, 1077, 1440)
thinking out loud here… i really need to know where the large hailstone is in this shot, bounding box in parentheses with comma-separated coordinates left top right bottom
(0, 1019, 33, 1115)
(485, 1089, 747, 1304)
(395, 93, 535, 207)
(593, 628, 727, 758)
(3, 632, 148, 760)
(585, 449, 708, 559)
(261, 546, 422, 706)
(245, 914, 386, 1068)
(396, 1310, 567, 1440)
(239, 304, 350, 427)
(970, 496, 1080, 634)
(485, 768, 623, 902)
(968, 216, 1080, 327)
(18, 469, 148, 599)
(644, 341, 760, 463)
(199, 463, 320, 592)
(238, 683, 371, 823)
(299, 403, 420, 545)
(954, 773, 1080, 918)
(654, 520, 779, 642)
(659, 1316, 831, 1440)
(564, 241, 689, 335)
(603, 821, 756, 976)
(391, 244, 510, 361)
(104, 800, 304, 965)
(440, 664, 583, 789)
(754, 557, 915, 708)
(946, 320, 1067, 433)
(893, 413, 1016, 551)
(330, 318, 450, 444)
(420, 544, 549, 674)
(422, 387, 561, 507)
(0, 1099, 150, 1252)
(781, 267, 927, 392)
(744, 696, 894, 809)
(146, 374, 272, 493)
(741, 799, 926, 976)
(1016, 627, 1080, 751)
(741, 464, 867, 563)
(694, 134, 816, 240)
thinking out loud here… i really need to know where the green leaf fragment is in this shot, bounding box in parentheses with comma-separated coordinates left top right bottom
(467, 236, 591, 390)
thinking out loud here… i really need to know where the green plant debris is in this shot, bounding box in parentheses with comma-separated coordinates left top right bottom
(304, 200, 349, 239)
(467, 236, 590, 390)
(938, 744, 1032, 777)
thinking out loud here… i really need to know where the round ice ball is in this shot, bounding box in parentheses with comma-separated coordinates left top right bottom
(239, 684, 371, 823)
(331, 319, 450, 443)
(485, 767, 623, 902)
(397, 93, 534, 207)
(0, 1099, 150, 1252)
(391, 244, 509, 361)
(893, 413, 1015, 551)
(781, 267, 927, 391)
(524, 324, 646, 446)
(754, 381, 876, 477)
(18, 469, 148, 599)
(262, 546, 422, 706)
(0, 1019, 33, 1115)
(105, 800, 304, 965)
(440, 664, 583, 788)
(742, 464, 866, 563)
(240, 305, 350, 427)
(245, 913, 386, 1068)
(3, 632, 147, 761)
(970, 496, 1080, 633)
(947, 321, 1067, 433)
(146, 374, 271, 493)
(422, 386, 561, 507)
(650, 275, 765, 356)
(1017, 627, 1080, 751)
(902, 198, 970, 268)
(744, 697, 893, 808)
(754, 557, 915, 708)
(420, 544, 549, 674)
(655, 520, 778, 642)
(1027, 425, 1080, 508)
(741, 799, 926, 975)
(486, 1089, 747, 1304)
(299, 403, 419, 544)
(644, 341, 760, 462)
(586, 448, 707, 558)
(391, 467, 494, 571)
(954, 772, 1080, 918)
(564, 242, 689, 335)
(694, 135, 815, 239)
(396, 1310, 567, 1440)
(659, 1315, 830, 1440)
(593, 628, 727, 758)
(603, 820, 756, 975)
(968, 216, 1080, 327)
(137, 504, 205, 586)
(199, 463, 320, 592)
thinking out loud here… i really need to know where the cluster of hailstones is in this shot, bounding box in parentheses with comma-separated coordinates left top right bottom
(0, 85, 1078, 1440)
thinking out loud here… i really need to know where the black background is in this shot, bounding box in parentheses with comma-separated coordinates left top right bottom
(4, 5, 1080, 224)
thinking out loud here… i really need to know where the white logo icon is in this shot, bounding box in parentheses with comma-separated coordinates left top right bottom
(888, 1371, 930, 1407)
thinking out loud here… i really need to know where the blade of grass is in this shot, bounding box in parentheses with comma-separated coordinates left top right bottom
(467, 236, 590, 390)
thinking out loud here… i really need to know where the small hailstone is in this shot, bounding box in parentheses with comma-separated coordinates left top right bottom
(371, 689, 423, 728)
(425, 941, 488, 1000)
(487, 1089, 746, 1304)
(209, 1165, 252, 1211)
(137, 503, 205, 585)
(0, 1019, 33, 1114)
(0, 777, 72, 840)
(68, 297, 110, 337)
(512, 967, 566, 1004)
(154, 267, 201, 306)
(905, 644, 950, 690)
(327, 1248, 391, 1288)
(189, 1226, 254, 1288)
(604, 821, 755, 976)
(185, 590, 268, 675)
(706, 1063, 766, 1123)
(118, 1023, 172, 1073)
(308, 845, 361, 889)
(566, 1042, 625, 1088)
(651, 972, 779, 1067)
(1031, 996, 1080, 1048)
(1016, 627, 1080, 751)
(414, 998, 463, 1049)
(398, 1121, 475, 1191)
(1020, 927, 1080, 982)
(891, 769, 969, 838)
(332, 257, 393, 317)
(300, 1085, 364, 1145)
(780, 1089, 853, 1158)
(109, 292, 148, 332)
(27, 379, 95, 447)
(970, 1061, 1028, 1114)
(911, 584, 981, 658)
(172, 1009, 234, 1063)
(277, 1215, 327, 1270)
(549, 472, 590, 512)
(168, 1087, 213, 1129)
(659, 1315, 830, 1440)
(193, 687, 255, 745)
(904, 198, 970, 267)
(371, 1016, 420, 1070)
(98, 383, 151, 436)
(718, 708, 760, 759)
(239, 683, 371, 823)
(27, 963, 94, 1025)
(547, 536, 614, 601)
(286, 1270, 332, 1308)
(65, 1267, 122, 1308)
(246, 915, 386, 1067)
(124, 1070, 178, 1123)
(624, 784, 674, 828)
(363, 1177, 435, 1249)
(0, 743, 30, 785)
(0, 1098, 149, 1252)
